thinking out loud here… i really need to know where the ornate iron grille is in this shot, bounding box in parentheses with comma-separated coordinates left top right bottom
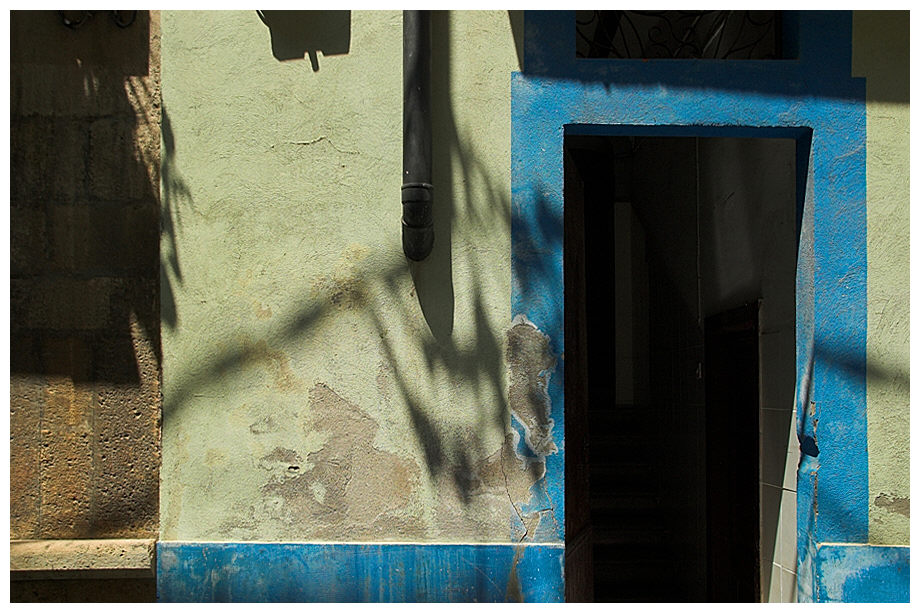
(575, 11, 781, 60)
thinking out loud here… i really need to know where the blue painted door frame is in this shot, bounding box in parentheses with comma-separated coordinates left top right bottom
(511, 10, 905, 603)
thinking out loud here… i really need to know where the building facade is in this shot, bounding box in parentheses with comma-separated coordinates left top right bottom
(10, 10, 909, 602)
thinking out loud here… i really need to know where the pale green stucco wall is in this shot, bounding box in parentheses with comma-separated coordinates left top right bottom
(161, 10, 910, 548)
(853, 11, 910, 545)
(159, 11, 532, 542)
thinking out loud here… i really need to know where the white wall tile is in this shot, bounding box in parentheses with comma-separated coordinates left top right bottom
(761, 483, 781, 564)
(760, 330, 796, 410)
(769, 563, 783, 602)
(780, 567, 798, 603)
(761, 408, 794, 488)
(779, 488, 798, 571)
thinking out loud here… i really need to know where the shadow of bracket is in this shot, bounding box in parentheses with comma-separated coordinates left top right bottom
(257, 10, 351, 71)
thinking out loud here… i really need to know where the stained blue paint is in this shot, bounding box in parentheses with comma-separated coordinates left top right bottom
(510, 411, 562, 542)
(815, 545, 910, 603)
(512, 10, 895, 601)
(156, 542, 564, 603)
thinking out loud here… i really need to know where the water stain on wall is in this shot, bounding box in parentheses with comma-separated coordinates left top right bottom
(254, 302, 273, 320)
(310, 273, 367, 311)
(241, 338, 302, 392)
(309, 244, 371, 311)
(505, 545, 526, 602)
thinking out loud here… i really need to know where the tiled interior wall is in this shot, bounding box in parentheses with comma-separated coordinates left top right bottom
(606, 136, 797, 600)
(759, 322, 797, 602)
(697, 138, 798, 602)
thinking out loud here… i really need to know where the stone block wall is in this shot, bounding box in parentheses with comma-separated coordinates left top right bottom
(10, 10, 161, 552)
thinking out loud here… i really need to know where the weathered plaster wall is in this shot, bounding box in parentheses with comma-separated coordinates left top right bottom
(155, 10, 908, 602)
(159, 11, 537, 544)
(10, 10, 161, 542)
(852, 11, 910, 547)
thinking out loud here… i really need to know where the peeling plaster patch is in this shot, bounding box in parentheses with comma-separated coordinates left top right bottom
(518, 481, 560, 542)
(506, 315, 558, 457)
(260, 383, 424, 540)
(429, 432, 546, 541)
(504, 315, 561, 540)
(521, 511, 542, 541)
(475, 434, 544, 502)
(259, 446, 302, 468)
(874, 493, 909, 517)
(373, 357, 546, 541)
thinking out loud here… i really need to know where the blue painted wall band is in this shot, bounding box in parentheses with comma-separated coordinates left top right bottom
(814, 545, 910, 603)
(157, 542, 565, 603)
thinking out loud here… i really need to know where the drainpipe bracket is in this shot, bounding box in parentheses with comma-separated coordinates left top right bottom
(401, 182, 434, 261)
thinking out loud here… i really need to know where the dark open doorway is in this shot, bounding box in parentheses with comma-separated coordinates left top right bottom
(564, 133, 799, 602)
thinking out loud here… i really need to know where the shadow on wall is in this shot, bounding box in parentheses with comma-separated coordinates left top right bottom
(10, 10, 161, 381)
(507, 10, 524, 71)
(160, 105, 190, 331)
(9, 10, 161, 540)
(257, 10, 351, 71)
(512, 11, 908, 105)
(160, 11, 557, 544)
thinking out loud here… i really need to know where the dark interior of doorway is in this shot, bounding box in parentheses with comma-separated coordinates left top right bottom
(563, 133, 795, 603)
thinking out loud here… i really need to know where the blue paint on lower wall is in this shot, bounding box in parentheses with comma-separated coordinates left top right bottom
(156, 542, 565, 603)
(814, 545, 909, 603)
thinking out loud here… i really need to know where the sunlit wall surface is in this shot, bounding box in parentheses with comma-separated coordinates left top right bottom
(155, 10, 907, 602)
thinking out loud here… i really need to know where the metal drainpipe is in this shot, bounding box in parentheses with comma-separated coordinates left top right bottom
(401, 10, 433, 261)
